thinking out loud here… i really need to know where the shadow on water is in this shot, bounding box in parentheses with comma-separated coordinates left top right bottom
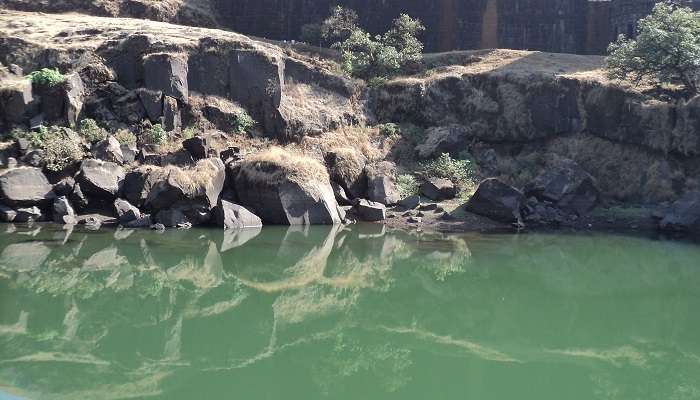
(0, 223, 699, 399)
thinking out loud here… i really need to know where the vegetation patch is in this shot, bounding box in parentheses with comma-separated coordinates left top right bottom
(28, 68, 66, 87)
(43, 127, 84, 171)
(78, 119, 107, 144)
(142, 124, 168, 145)
(114, 129, 136, 146)
(419, 153, 477, 197)
(233, 110, 255, 134)
(239, 147, 330, 194)
(396, 174, 420, 198)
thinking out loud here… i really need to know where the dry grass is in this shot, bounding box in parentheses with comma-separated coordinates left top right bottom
(238, 147, 330, 194)
(327, 147, 366, 183)
(135, 157, 222, 195)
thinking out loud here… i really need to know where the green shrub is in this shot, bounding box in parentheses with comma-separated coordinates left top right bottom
(378, 123, 400, 137)
(142, 124, 168, 145)
(182, 126, 198, 140)
(43, 128, 84, 171)
(419, 153, 476, 195)
(396, 174, 420, 198)
(326, 9, 425, 79)
(28, 68, 66, 88)
(78, 119, 107, 144)
(233, 110, 255, 134)
(114, 129, 136, 146)
(606, 3, 700, 94)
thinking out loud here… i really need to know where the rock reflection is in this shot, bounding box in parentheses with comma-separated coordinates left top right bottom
(0, 226, 699, 399)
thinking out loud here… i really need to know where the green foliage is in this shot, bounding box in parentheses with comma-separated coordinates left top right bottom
(182, 126, 198, 140)
(233, 110, 255, 134)
(378, 123, 400, 137)
(78, 119, 107, 144)
(28, 68, 66, 87)
(396, 174, 420, 198)
(327, 9, 425, 80)
(301, 23, 323, 45)
(43, 127, 84, 171)
(321, 6, 359, 44)
(606, 3, 700, 94)
(419, 153, 476, 195)
(10, 126, 51, 148)
(142, 124, 168, 145)
(114, 129, 136, 146)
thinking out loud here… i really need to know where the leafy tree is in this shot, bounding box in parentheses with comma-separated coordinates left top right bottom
(326, 9, 425, 80)
(606, 3, 700, 94)
(321, 6, 359, 44)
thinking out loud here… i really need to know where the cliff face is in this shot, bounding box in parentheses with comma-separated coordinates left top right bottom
(372, 50, 700, 203)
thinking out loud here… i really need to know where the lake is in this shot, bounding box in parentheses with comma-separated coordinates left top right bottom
(0, 223, 699, 399)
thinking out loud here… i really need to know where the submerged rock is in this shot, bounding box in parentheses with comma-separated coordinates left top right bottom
(465, 178, 524, 223)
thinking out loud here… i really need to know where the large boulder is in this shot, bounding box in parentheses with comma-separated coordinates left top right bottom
(234, 148, 342, 225)
(137, 88, 163, 121)
(415, 125, 469, 159)
(76, 159, 125, 200)
(91, 135, 124, 164)
(354, 199, 386, 222)
(212, 200, 263, 230)
(128, 158, 225, 212)
(182, 136, 209, 160)
(465, 178, 524, 223)
(114, 198, 141, 224)
(524, 159, 600, 216)
(143, 53, 188, 102)
(365, 161, 401, 206)
(325, 148, 367, 199)
(420, 178, 457, 201)
(64, 72, 85, 127)
(0, 167, 54, 206)
(0, 79, 33, 124)
(162, 95, 180, 132)
(658, 191, 700, 233)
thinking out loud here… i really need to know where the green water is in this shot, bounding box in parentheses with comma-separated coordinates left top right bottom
(0, 223, 699, 399)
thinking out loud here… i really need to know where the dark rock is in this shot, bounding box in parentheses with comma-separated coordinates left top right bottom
(76, 159, 125, 200)
(137, 88, 163, 121)
(354, 199, 386, 222)
(365, 161, 400, 205)
(420, 178, 457, 201)
(29, 114, 44, 130)
(91, 135, 124, 164)
(113, 91, 146, 124)
(161, 149, 195, 167)
(465, 178, 524, 223)
(0, 79, 33, 124)
(162, 95, 180, 131)
(172, 200, 212, 225)
(121, 144, 137, 164)
(212, 200, 263, 230)
(415, 124, 469, 159)
(234, 155, 341, 225)
(36, 84, 65, 123)
(64, 72, 85, 126)
(69, 183, 89, 212)
(21, 150, 45, 168)
(122, 168, 158, 208)
(331, 181, 352, 206)
(182, 136, 209, 160)
(398, 195, 421, 210)
(125, 214, 152, 228)
(52, 196, 76, 224)
(0, 167, 54, 206)
(658, 191, 700, 233)
(144, 158, 225, 211)
(137, 148, 163, 166)
(326, 149, 367, 199)
(143, 53, 189, 102)
(524, 159, 600, 216)
(14, 206, 43, 222)
(408, 216, 422, 224)
(53, 177, 75, 197)
(0, 203, 17, 222)
(418, 203, 439, 211)
(15, 138, 30, 156)
(220, 147, 243, 163)
(114, 198, 141, 224)
(155, 208, 189, 228)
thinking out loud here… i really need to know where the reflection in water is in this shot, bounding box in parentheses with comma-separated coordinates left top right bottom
(0, 224, 699, 399)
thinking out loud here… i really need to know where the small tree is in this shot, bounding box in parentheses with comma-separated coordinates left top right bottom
(321, 6, 359, 44)
(606, 3, 700, 94)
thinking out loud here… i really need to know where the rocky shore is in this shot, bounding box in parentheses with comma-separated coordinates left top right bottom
(1, 11, 699, 237)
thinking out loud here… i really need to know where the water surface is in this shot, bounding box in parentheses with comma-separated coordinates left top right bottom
(0, 224, 699, 399)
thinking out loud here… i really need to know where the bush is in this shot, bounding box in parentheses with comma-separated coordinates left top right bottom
(419, 153, 476, 194)
(114, 129, 136, 146)
(396, 174, 420, 198)
(43, 128, 84, 172)
(142, 124, 168, 145)
(606, 3, 700, 94)
(182, 126, 198, 140)
(378, 123, 400, 137)
(78, 119, 107, 144)
(325, 9, 425, 80)
(28, 68, 66, 87)
(233, 110, 255, 134)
